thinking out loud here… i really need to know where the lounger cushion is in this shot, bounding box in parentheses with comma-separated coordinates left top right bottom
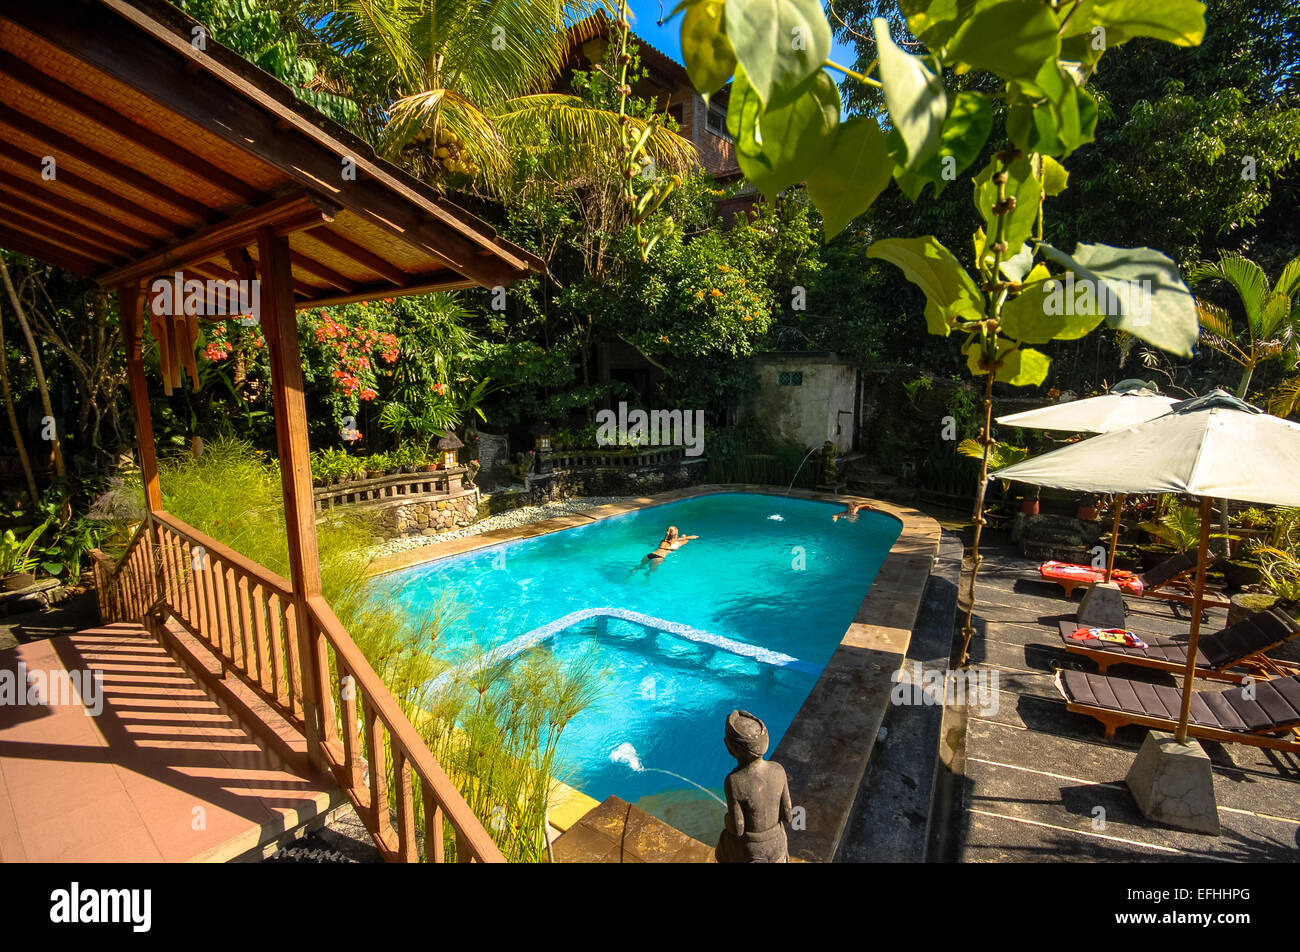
(1200, 609, 1300, 669)
(1059, 609, 1300, 672)
(1060, 670, 1300, 734)
(1139, 551, 1198, 589)
(1057, 621, 1212, 667)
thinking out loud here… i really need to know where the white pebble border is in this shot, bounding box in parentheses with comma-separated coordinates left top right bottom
(364, 494, 634, 559)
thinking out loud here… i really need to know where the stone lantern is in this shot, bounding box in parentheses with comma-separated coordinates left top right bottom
(530, 421, 555, 476)
(436, 431, 464, 470)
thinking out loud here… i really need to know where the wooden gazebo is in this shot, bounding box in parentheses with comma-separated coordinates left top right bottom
(0, 0, 544, 861)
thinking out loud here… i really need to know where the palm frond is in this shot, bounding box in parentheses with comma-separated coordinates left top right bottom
(1268, 376, 1300, 419)
(490, 93, 698, 174)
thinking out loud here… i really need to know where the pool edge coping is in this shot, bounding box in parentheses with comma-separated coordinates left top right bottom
(365, 483, 940, 862)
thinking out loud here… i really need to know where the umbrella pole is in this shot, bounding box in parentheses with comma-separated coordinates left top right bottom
(1105, 493, 1126, 582)
(1173, 496, 1213, 744)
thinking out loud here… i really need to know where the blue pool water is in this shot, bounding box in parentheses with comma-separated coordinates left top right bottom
(370, 492, 900, 839)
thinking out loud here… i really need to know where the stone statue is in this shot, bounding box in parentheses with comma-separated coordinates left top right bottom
(715, 710, 793, 863)
(818, 440, 838, 487)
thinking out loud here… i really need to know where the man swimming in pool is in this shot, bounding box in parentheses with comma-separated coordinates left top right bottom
(832, 501, 870, 523)
(629, 525, 699, 575)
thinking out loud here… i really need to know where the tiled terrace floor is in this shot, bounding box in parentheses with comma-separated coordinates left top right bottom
(0, 623, 340, 862)
(954, 542, 1300, 861)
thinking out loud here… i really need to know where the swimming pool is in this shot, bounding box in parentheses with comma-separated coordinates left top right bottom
(370, 492, 901, 840)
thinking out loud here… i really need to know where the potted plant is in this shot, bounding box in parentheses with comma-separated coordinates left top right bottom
(366, 452, 388, 479)
(1, 519, 52, 591)
(1020, 486, 1041, 516)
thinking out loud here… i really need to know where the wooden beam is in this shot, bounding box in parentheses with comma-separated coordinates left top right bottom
(0, 187, 126, 258)
(0, 207, 117, 266)
(256, 224, 326, 768)
(298, 275, 478, 310)
(0, 208, 115, 265)
(0, 102, 214, 220)
(303, 227, 409, 287)
(119, 283, 163, 513)
(0, 49, 265, 204)
(0, 226, 102, 275)
(0, 180, 158, 248)
(3, 0, 537, 291)
(0, 139, 179, 231)
(97, 191, 339, 288)
(283, 250, 356, 294)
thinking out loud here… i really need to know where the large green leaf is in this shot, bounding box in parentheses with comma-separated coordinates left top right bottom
(974, 155, 1041, 261)
(1000, 281, 1106, 343)
(1008, 62, 1099, 157)
(898, 0, 978, 48)
(724, 0, 831, 106)
(1039, 242, 1201, 357)
(728, 65, 840, 198)
(1061, 0, 1206, 47)
(806, 117, 894, 239)
(679, 0, 737, 98)
(964, 337, 1050, 385)
(874, 17, 947, 171)
(868, 235, 985, 336)
(895, 92, 994, 201)
(1040, 155, 1069, 196)
(947, 0, 1061, 80)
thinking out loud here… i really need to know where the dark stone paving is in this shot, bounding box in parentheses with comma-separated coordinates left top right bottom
(839, 530, 962, 861)
(952, 540, 1300, 862)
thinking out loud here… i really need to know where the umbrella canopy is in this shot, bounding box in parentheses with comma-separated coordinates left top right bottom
(991, 389, 1300, 745)
(995, 379, 1178, 434)
(990, 390, 1300, 507)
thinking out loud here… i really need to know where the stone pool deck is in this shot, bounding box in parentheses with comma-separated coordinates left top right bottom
(942, 540, 1300, 862)
(368, 484, 942, 862)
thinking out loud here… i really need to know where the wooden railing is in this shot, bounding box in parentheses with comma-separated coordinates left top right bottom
(313, 467, 468, 512)
(549, 446, 688, 470)
(89, 511, 504, 863)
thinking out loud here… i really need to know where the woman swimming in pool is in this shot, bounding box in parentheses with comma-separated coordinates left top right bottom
(832, 501, 871, 523)
(629, 525, 699, 575)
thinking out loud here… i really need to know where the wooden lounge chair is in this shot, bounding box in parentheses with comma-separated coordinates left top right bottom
(1054, 669, 1300, 753)
(1057, 609, 1300, 683)
(1039, 550, 1229, 608)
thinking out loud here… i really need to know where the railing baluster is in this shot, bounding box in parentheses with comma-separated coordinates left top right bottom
(181, 539, 204, 636)
(237, 574, 256, 681)
(339, 669, 368, 809)
(394, 746, 418, 863)
(282, 597, 302, 716)
(250, 583, 272, 694)
(421, 784, 445, 863)
(363, 695, 394, 846)
(199, 547, 221, 652)
(223, 564, 244, 673)
(211, 559, 234, 663)
(265, 590, 287, 707)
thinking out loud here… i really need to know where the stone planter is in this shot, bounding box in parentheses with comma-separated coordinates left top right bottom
(2, 571, 35, 592)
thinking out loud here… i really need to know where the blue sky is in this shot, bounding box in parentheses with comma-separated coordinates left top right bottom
(622, 1, 859, 74)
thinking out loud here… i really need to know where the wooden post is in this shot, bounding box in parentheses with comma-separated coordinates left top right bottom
(118, 283, 162, 514)
(1104, 493, 1126, 582)
(257, 226, 327, 770)
(1173, 495, 1214, 744)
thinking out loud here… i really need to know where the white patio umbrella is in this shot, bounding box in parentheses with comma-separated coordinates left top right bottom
(996, 379, 1178, 434)
(996, 379, 1180, 580)
(991, 389, 1300, 742)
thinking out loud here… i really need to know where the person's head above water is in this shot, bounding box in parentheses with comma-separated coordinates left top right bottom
(664, 526, 679, 542)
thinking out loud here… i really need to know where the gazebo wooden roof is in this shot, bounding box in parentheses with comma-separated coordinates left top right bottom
(0, 0, 531, 862)
(0, 0, 542, 307)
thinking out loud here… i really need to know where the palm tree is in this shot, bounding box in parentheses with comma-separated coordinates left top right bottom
(301, 1, 695, 195)
(1190, 253, 1300, 399)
